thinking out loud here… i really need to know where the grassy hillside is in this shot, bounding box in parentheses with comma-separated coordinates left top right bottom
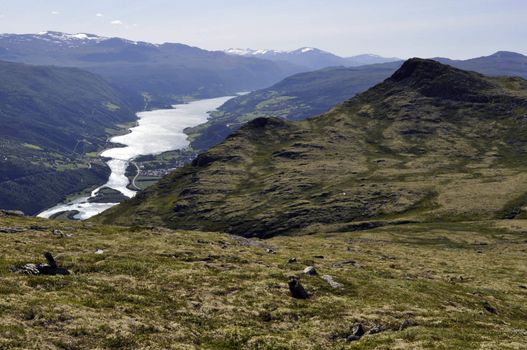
(96, 59, 527, 237)
(0, 60, 135, 214)
(1, 213, 526, 349)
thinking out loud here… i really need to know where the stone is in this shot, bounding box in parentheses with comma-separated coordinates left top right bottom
(303, 266, 317, 276)
(483, 301, 498, 314)
(52, 229, 73, 238)
(347, 323, 365, 341)
(288, 277, 309, 299)
(11, 252, 70, 276)
(52, 229, 64, 236)
(368, 324, 387, 334)
(95, 249, 104, 255)
(321, 275, 343, 288)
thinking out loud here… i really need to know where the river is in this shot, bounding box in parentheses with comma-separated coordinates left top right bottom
(38, 95, 235, 220)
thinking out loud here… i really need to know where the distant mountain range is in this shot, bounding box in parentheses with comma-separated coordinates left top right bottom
(188, 51, 527, 152)
(96, 59, 527, 236)
(435, 51, 527, 77)
(225, 47, 401, 70)
(0, 60, 135, 214)
(0, 31, 304, 107)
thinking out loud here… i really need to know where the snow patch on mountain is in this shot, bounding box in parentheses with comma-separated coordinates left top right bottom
(37, 31, 108, 42)
(0, 31, 160, 48)
(225, 47, 323, 57)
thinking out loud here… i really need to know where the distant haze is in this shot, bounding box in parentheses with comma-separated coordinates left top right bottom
(0, 0, 526, 59)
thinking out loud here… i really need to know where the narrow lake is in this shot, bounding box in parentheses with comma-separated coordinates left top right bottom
(38, 95, 235, 220)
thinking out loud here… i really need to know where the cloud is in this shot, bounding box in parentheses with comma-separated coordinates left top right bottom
(96, 13, 103, 17)
(110, 20, 123, 25)
(51, 11, 60, 15)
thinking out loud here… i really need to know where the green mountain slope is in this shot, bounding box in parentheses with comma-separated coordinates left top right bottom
(187, 51, 527, 152)
(0, 60, 135, 214)
(96, 59, 527, 237)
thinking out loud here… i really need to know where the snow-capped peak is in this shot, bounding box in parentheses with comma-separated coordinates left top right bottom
(225, 47, 323, 57)
(225, 48, 254, 55)
(37, 31, 107, 42)
(0, 31, 159, 48)
(225, 48, 286, 56)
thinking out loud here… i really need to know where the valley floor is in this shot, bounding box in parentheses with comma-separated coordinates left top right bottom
(0, 215, 526, 349)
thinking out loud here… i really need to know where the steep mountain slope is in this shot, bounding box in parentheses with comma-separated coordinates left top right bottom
(0, 60, 135, 214)
(225, 47, 400, 70)
(188, 51, 527, 152)
(0, 32, 303, 106)
(96, 59, 527, 237)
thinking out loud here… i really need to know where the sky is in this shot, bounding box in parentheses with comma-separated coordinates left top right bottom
(0, 0, 526, 59)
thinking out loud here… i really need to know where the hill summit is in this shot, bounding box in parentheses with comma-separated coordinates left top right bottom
(95, 59, 527, 237)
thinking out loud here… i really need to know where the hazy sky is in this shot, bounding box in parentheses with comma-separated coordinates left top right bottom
(0, 0, 526, 59)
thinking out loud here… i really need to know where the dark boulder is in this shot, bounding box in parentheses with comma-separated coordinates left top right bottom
(288, 277, 309, 299)
(483, 301, 498, 314)
(347, 323, 365, 341)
